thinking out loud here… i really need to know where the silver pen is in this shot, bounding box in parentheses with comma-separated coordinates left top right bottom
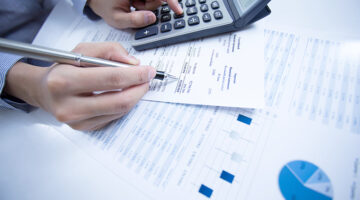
(0, 38, 177, 81)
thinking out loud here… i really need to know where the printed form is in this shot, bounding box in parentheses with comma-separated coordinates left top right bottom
(39, 2, 264, 108)
(33, 2, 360, 199)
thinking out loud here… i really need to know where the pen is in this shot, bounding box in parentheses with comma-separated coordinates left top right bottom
(0, 38, 177, 81)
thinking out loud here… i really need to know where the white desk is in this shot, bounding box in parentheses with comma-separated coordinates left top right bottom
(1, 0, 359, 199)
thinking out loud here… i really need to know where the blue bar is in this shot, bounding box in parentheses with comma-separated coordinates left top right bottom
(220, 170, 235, 183)
(237, 114, 252, 125)
(199, 184, 213, 198)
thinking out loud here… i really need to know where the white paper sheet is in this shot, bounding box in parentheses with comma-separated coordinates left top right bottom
(34, 1, 264, 108)
(33, 4, 360, 198)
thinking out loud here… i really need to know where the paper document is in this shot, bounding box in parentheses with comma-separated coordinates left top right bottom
(34, 1, 264, 108)
(263, 29, 360, 134)
(34, 4, 360, 198)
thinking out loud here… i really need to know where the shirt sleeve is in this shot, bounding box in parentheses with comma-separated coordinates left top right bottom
(0, 52, 35, 112)
(72, 0, 101, 20)
(71, 0, 87, 14)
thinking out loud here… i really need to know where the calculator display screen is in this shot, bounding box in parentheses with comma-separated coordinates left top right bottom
(238, 0, 258, 11)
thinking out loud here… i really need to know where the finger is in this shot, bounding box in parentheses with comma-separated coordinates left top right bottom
(73, 42, 139, 65)
(63, 83, 149, 122)
(132, 0, 162, 11)
(68, 113, 124, 131)
(67, 65, 155, 93)
(89, 122, 111, 131)
(112, 10, 157, 28)
(163, 0, 183, 14)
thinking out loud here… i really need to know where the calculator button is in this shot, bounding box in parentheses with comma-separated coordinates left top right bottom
(202, 13, 211, 22)
(160, 13, 171, 22)
(174, 19, 186, 29)
(161, 23, 172, 33)
(153, 9, 159, 16)
(161, 6, 171, 14)
(135, 26, 158, 40)
(179, 2, 183, 8)
(200, 4, 208, 12)
(213, 10, 223, 19)
(211, 1, 220, 9)
(199, 0, 206, 4)
(186, 7, 198, 15)
(174, 12, 184, 19)
(188, 16, 200, 26)
(185, 0, 196, 7)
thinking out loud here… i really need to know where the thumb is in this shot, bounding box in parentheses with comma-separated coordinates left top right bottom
(114, 10, 156, 28)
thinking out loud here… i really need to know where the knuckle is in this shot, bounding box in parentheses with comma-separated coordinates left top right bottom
(107, 44, 118, 53)
(45, 74, 68, 94)
(108, 72, 125, 87)
(137, 68, 147, 82)
(115, 98, 133, 113)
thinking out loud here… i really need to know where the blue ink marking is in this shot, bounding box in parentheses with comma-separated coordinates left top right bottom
(199, 184, 213, 198)
(237, 114, 252, 125)
(220, 170, 235, 183)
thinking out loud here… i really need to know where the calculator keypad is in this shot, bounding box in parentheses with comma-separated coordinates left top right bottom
(202, 13, 211, 22)
(135, 26, 158, 39)
(188, 16, 200, 25)
(160, 23, 172, 32)
(186, 6, 198, 15)
(174, 19, 186, 29)
(160, 13, 172, 22)
(214, 10, 223, 19)
(174, 13, 184, 19)
(134, 0, 231, 42)
(210, 1, 220, 9)
(160, 6, 171, 14)
(185, 0, 196, 7)
(200, 4, 208, 12)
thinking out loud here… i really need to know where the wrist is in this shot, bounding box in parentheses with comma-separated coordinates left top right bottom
(4, 62, 48, 108)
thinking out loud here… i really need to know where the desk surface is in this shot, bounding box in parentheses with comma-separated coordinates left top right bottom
(1, 0, 360, 199)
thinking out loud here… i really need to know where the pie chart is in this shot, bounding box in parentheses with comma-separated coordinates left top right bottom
(278, 160, 333, 200)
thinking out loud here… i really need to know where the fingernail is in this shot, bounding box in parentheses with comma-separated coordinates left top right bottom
(148, 67, 156, 80)
(144, 13, 154, 25)
(128, 55, 139, 65)
(178, 6, 183, 14)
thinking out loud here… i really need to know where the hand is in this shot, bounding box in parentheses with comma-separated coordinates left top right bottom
(88, 0, 183, 29)
(4, 42, 156, 131)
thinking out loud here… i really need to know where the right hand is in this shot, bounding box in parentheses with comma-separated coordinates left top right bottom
(4, 42, 156, 131)
(88, 0, 183, 29)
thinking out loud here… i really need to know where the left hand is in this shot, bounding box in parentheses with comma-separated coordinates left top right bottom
(88, 0, 183, 29)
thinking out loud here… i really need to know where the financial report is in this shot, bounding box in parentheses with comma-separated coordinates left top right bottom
(33, 9, 360, 197)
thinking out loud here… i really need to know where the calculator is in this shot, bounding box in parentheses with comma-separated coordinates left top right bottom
(131, 0, 271, 50)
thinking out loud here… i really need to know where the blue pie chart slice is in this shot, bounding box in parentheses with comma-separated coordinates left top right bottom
(279, 160, 333, 200)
